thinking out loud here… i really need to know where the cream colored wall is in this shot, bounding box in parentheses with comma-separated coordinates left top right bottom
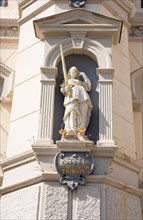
(6, 15, 46, 157)
(0, 40, 18, 159)
(129, 31, 143, 186)
(133, 111, 143, 191)
(1, 41, 18, 70)
(0, 0, 18, 22)
(130, 40, 143, 73)
(0, 104, 11, 160)
(6, 2, 113, 157)
(0, 0, 19, 160)
(3, 0, 142, 163)
(1, 1, 142, 219)
(112, 25, 136, 159)
(134, 112, 143, 158)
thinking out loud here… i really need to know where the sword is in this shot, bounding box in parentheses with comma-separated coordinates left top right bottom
(60, 44, 68, 85)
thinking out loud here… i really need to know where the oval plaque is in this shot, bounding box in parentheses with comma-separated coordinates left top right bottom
(55, 152, 95, 190)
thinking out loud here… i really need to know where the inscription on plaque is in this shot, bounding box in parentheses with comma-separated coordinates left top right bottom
(55, 152, 95, 190)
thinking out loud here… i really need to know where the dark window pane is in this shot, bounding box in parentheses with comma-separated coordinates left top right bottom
(0, 77, 4, 100)
(0, 0, 8, 7)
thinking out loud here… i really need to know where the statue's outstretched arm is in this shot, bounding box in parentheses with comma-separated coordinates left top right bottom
(80, 72, 91, 91)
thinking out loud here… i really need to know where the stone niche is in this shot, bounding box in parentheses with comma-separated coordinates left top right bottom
(33, 8, 122, 146)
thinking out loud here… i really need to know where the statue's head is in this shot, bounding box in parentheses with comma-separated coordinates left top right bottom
(68, 66, 79, 79)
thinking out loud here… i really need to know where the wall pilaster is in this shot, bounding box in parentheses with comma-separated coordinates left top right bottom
(97, 68, 115, 147)
(38, 67, 57, 143)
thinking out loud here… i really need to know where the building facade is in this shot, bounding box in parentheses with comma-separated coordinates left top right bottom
(0, 0, 143, 219)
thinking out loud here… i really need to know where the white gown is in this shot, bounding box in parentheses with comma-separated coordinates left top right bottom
(61, 73, 93, 134)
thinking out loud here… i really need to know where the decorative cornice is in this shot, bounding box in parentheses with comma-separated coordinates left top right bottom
(87, 175, 143, 197)
(1, 172, 142, 197)
(96, 68, 115, 82)
(0, 175, 43, 195)
(0, 19, 18, 27)
(0, 150, 36, 188)
(18, 0, 37, 8)
(33, 9, 123, 45)
(0, 63, 12, 77)
(56, 140, 94, 152)
(32, 143, 59, 155)
(18, 0, 54, 26)
(0, 37, 19, 43)
(129, 26, 143, 38)
(103, 0, 136, 24)
(18, 0, 37, 18)
(0, 150, 36, 171)
(0, 27, 19, 38)
(131, 67, 143, 101)
(40, 67, 58, 74)
(0, 145, 142, 197)
(92, 146, 141, 174)
(92, 146, 117, 157)
(113, 152, 141, 173)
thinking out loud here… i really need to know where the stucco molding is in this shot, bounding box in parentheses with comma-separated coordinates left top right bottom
(18, 0, 54, 25)
(0, 150, 37, 188)
(0, 150, 36, 171)
(103, 0, 136, 24)
(0, 26, 19, 38)
(0, 175, 43, 195)
(0, 63, 12, 77)
(0, 63, 15, 101)
(131, 67, 143, 100)
(87, 175, 143, 197)
(1, 145, 142, 197)
(45, 38, 112, 69)
(33, 9, 122, 45)
(113, 152, 141, 173)
(1, 173, 141, 197)
(56, 140, 94, 152)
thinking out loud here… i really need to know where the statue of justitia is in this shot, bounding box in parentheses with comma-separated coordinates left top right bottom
(60, 67, 93, 140)
(59, 45, 93, 141)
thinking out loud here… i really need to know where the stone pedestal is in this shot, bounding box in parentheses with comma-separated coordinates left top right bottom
(56, 140, 94, 152)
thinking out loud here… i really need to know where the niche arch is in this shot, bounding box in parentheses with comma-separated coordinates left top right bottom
(45, 38, 112, 69)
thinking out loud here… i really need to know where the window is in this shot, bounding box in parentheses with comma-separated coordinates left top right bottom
(0, 63, 14, 102)
(141, 0, 143, 8)
(0, 0, 8, 7)
(0, 77, 4, 101)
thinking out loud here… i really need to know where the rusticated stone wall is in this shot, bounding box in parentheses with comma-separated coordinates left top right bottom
(45, 184, 68, 220)
(44, 183, 100, 220)
(106, 187, 142, 220)
(1, 184, 41, 220)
